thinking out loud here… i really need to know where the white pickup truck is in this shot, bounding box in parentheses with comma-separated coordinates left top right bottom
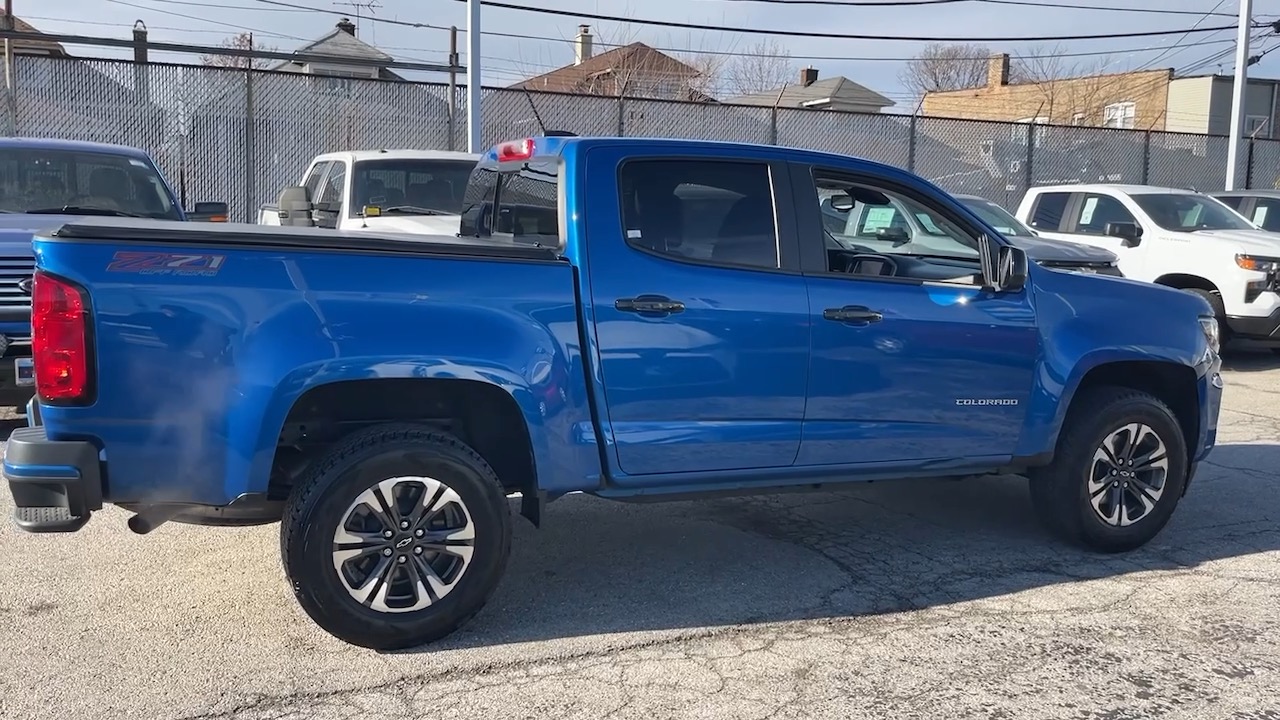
(259, 149, 480, 236)
(1015, 183, 1280, 350)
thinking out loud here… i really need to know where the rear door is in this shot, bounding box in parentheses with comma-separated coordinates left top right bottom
(583, 146, 811, 480)
(792, 162, 1038, 467)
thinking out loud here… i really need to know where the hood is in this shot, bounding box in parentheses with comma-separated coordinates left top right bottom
(1005, 233, 1118, 265)
(1182, 228, 1280, 255)
(357, 214, 463, 236)
(0, 213, 73, 255)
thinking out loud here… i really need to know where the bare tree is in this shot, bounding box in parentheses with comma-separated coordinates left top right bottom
(899, 42, 996, 98)
(723, 39, 797, 96)
(201, 32, 277, 71)
(1011, 44, 1160, 127)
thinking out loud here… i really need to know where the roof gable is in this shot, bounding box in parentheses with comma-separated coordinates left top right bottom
(1, 11, 69, 57)
(512, 42, 704, 95)
(296, 28, 394, 63)
(727, 76, 894, 110)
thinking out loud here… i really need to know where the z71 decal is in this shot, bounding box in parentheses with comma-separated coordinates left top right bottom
(107, 251, 227, 277)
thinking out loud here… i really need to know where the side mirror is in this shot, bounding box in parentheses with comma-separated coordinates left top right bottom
(828, 193, 854, 212)
(1105, 221, 1142, 247)
(875, 226, 911, 245)
(188, 201, 228, 222)
(276, 186, 315, 227)
(996, 244, 1028, 292)
(978, 235, 1027, 292)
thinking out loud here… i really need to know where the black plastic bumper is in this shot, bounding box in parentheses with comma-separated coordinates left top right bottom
(1226, 308, 1280, 341)
(4, 426, 102, 533)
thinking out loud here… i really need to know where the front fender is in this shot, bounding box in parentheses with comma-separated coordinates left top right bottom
(1015, 270, 1212, 459)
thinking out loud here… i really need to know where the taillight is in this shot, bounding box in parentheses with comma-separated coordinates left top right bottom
(32, 271, 92, 404)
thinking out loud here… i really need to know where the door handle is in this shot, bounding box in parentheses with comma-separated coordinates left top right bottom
(823, 305, 883, 325)
(615, 294, 685, 315)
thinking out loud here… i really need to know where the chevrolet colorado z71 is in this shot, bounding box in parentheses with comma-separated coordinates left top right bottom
(4, 136, 1223, 650)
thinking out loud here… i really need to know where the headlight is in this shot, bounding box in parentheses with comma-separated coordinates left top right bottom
(1198, 316, 1221, 355)
(1235, 254, 1280, 272)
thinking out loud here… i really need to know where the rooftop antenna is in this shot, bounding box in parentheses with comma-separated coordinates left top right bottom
(333, 0, 381, 43)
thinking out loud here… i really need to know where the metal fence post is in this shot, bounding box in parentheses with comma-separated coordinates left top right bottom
(770, 106, 778, 145)
(1024, 123, 1034, 193)
(617, 95, 625, 136)
(1141, 131, 1151, 185)
(907, 113, 918, 173)
(244, 66, 256, 223)
(1247, 136, 1256, 189)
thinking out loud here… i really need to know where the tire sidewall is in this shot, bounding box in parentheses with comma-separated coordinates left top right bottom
(1067, 396, 1188, 550)
(285, 436, 509, 647)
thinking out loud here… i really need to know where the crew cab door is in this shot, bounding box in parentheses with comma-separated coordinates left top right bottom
(582, 147, 810, 480)
(792, 162, 1038, 466)
(1024, 190, 1150, 277)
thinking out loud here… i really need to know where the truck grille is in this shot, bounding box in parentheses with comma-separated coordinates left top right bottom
(0, 256, 34, 313)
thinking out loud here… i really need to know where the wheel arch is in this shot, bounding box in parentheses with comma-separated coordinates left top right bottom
(1153, 273, 1220, 294)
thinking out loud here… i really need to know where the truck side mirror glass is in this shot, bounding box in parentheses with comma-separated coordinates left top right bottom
(828, 193, 854, 212)
(875, 226, 910, 245)
(1105, 221, 1142, 247)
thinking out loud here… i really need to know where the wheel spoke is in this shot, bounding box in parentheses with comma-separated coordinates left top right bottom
(348, 554, 395, 606)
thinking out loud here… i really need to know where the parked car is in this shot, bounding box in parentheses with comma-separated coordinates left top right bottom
(259, 149, 479, 236)
(0, 137, 225, 409)
(1209, 189, 1280, 233)
(6, 137, 1222, 651)
(1015, 183, 1280, 350)
(952, 194, 1123, 276)
(820, 189, 1122, 276)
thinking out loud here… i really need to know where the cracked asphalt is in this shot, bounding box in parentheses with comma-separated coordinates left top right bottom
(2, 352, 1280, 720)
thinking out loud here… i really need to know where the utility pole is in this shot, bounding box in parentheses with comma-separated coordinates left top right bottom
(448, 26, 458, 151)
(3, 0, 14, 136)
(466, 0, 481, 153)
(1226, 0, 1254, 190)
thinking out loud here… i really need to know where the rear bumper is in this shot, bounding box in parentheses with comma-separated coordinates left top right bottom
(3, 425, 102, 533)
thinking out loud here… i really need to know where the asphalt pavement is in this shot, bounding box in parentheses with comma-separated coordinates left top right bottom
(2, 352, 1279, 719)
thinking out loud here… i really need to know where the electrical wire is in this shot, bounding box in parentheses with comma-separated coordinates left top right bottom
(710, 0, 1243, 16)
(106, 0, 312, 39)
(448, 0, 1240, 43)
(1131, 0, 1231, 73)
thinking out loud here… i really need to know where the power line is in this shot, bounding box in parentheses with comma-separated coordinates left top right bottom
(711, 0, 1244, 16)
(112, 0, 315, 11)
(1132, 0, 1231, 73)
(452, 0, 1240, 43)
(106, 0, 312, 39)
(250, 0, 449, 29)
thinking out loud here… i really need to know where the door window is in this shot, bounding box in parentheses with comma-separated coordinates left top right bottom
(302, 161, 332, 199)
(1028, 191, 1070, 231)
(1250, 198, 1280, 231)
(1073, 193, 1137, 234)
(313, 162, 346, 227)
(618, 159, 779, 270)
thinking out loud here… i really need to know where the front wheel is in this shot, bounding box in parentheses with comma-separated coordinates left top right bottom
(281, 424, 512, 650)
(1028, 386, 1188, 553)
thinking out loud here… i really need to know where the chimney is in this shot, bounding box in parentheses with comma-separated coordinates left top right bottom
(132, 21, 149, 103)
(800, 67, 818, 87)
(336, 17, 357, 36)
(987, 53, 1010, 88)
(574, 24, 593, 65)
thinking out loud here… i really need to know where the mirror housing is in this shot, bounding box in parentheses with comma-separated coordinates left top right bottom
(828, 193, 854, 212)
(188, 201, 228, 222)
(1105, 221, 1142, 247)
(276, 186, 315, 227)
(875, 226, 910, 245)
(978, 235, 1028, 292)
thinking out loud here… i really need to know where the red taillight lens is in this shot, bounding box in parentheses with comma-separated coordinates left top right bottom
(32, 271, 91, 404)
(496, 138, 535, 163)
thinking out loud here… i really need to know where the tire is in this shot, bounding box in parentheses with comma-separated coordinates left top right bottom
(1186, 287, 1230, 346)
(280, 423, 512, 650)
(1027, 386, 1188, 553)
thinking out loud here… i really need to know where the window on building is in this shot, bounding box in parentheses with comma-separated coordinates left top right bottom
(1072, 112, 1086, 126)
(1012, 116, 1048, 146)
(1246, 115, 1270, 137)
(1103, 102, 1136, 130)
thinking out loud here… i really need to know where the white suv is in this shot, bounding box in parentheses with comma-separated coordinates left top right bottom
(1015, 183, 1280, 350)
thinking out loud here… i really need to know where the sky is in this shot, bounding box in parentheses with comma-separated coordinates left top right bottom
(30, 0, 1280, 110)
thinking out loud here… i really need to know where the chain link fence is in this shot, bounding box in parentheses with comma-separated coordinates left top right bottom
(6, 54, 1276, 221)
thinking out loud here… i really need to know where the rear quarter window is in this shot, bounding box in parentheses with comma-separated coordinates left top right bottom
(1029, 191, 1070, 231)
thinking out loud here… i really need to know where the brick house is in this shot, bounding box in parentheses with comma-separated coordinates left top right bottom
(921, 54, 1174, 131)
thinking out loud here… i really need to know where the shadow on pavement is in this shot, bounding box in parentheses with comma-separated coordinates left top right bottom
(406, 442, 1279, 653)
(1222, 345, 1280, 372)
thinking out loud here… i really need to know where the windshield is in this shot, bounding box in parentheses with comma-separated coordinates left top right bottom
(958, 197, 1035, 237)
(0, 147, 180, 219)
(350, 158, 477, 217)
(1130, 192, 1256, 232)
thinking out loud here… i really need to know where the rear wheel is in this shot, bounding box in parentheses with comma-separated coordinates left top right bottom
(1028, 386, 1187, 553)
(281, 424, 512, 650)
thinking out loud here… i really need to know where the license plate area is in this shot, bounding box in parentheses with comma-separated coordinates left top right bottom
(15, 357, 33, 386)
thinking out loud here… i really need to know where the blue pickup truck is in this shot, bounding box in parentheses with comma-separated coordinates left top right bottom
(0, 137, 226, 409)
(4, 136, 1223, 650)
